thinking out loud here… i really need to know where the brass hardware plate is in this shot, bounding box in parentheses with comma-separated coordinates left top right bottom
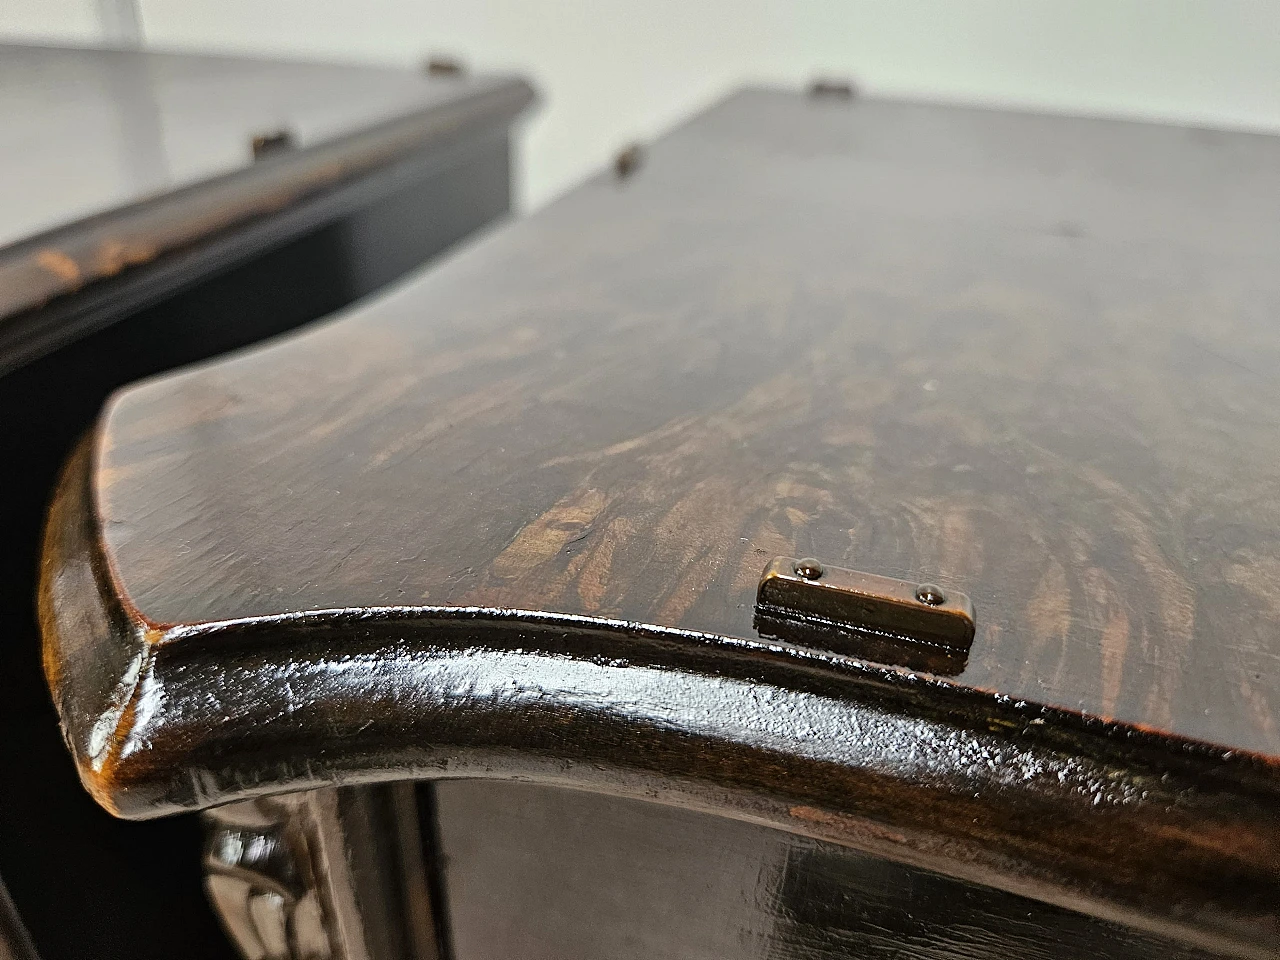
(755, 557, 976, 673)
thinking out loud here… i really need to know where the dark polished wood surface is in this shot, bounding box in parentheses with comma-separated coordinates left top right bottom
(43, 438, 1280, 956)
(40, 90, 1280, 957)
(0, 44, 533, 372)
(434, 780, 1220, 960)
(5, 44, 533, 960)
(95, 89, 1280, 756)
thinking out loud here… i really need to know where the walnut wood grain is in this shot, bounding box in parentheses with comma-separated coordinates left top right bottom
(40, 89, 1280, 956)
(94, 90, 1280, 756)
(38, 438, 1280, 957)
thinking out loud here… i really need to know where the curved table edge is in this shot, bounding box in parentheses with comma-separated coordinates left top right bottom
(37, 432, 1280, 958)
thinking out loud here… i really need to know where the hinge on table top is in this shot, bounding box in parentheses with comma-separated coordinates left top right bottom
(754, 557, 976, 676)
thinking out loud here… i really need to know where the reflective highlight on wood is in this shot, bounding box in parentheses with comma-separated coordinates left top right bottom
(38, 439, 1280, 958)
(87, 91, 1280, 760)
(38, 88, 1280, 959)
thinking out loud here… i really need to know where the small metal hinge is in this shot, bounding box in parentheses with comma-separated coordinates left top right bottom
(755, 557, 976, 675)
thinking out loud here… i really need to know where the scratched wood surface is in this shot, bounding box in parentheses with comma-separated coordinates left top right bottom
(95, 89, 1280, 758)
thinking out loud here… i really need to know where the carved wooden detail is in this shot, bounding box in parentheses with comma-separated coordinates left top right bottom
(202, 784, 438, 960)
(203, 794, 334, 960)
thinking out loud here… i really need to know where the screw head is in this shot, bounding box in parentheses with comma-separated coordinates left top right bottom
(915, 583, 947, 606)
(614, 143, 644, 179)
(424, 56, 465, 77)
(794, 557, 825, 580)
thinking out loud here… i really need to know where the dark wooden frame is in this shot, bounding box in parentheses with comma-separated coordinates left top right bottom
(41, 439, 1280, 958)
(2, 47, 533, 960)
(35, 86, 1280, 960)
(0, 45, 534, 376)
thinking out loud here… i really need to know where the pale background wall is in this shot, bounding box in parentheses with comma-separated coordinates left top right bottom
(5, 1, 1280, 210)
(3, 0, 100, 42)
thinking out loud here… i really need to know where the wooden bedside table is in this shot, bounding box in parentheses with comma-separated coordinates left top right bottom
(39, 87, 1280, 960)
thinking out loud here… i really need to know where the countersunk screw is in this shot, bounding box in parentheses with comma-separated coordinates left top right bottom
(794, 557, 825, 580)
(916, 583, 947, 606)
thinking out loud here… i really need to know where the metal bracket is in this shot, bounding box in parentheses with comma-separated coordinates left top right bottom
(754, 557, 975, 675)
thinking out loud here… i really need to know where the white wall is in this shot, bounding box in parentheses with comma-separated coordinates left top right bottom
(1, 0, 102, 43)
(6, 1, 1280, 210)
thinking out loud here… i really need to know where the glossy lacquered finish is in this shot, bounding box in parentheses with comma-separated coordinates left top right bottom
(40, 441, 1280, 958)
(4, 44, 533, 960)
(39, 90, 1280, 956)
(434, 780, 1223, 960)
(87, 90, 1280, 758)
